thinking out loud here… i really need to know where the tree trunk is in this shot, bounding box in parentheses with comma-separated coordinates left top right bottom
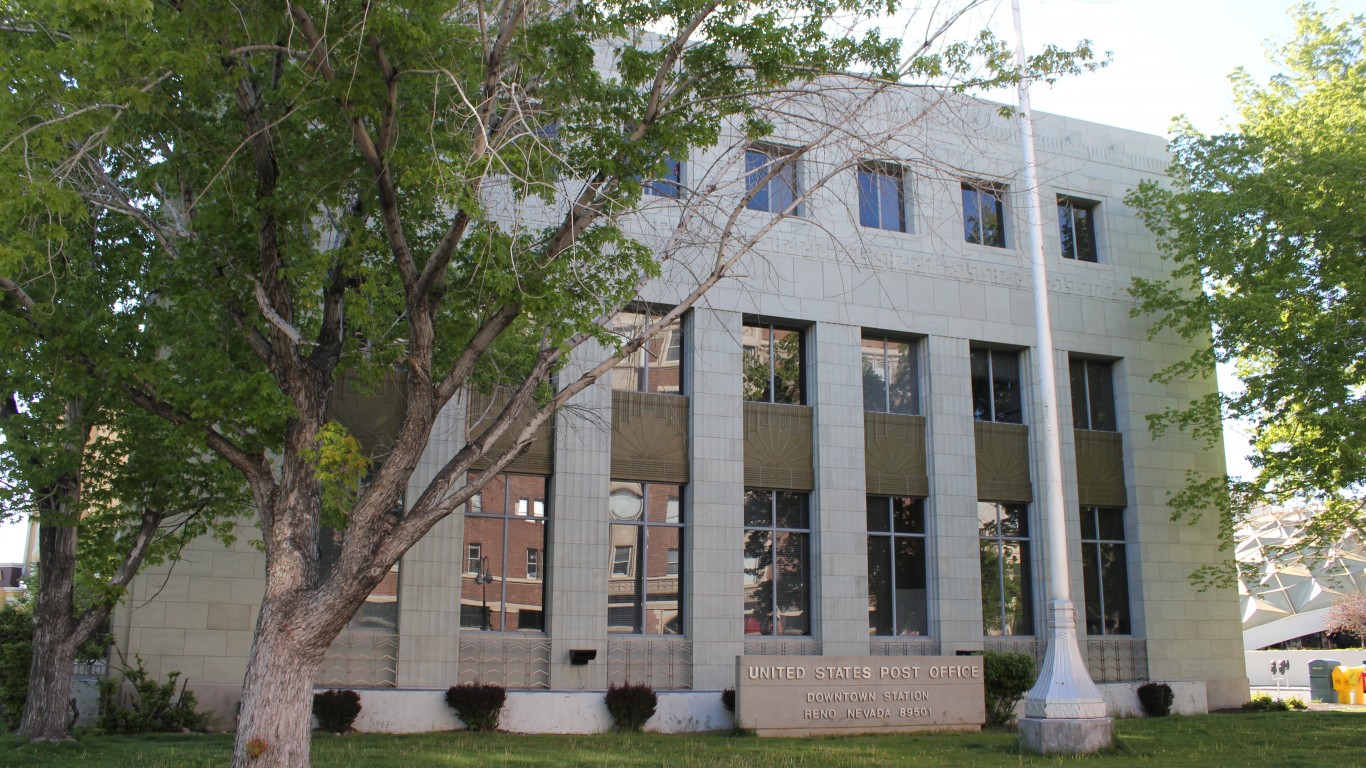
(17, 520, 80, 742)
(231, 599, 326, 768)
(17, 618, 80, 741)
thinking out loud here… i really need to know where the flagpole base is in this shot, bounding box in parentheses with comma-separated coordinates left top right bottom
(1018, 716, 1114, 754)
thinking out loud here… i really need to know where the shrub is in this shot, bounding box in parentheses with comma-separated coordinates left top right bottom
(982, 650, 1035, 727)
(444, 683, 506, 732)
(720, 688, 735, 712)
(312, 689, 362, 733)
(1285, 696, 1309, 711)
(0, 601, 34, 731)
(97, 657, 210, 733)
(605, 682, 657, 732)
(1243, 692, 1291, 712)
(1137, 682, 1175, 717)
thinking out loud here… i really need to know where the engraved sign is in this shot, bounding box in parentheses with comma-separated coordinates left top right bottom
(735, 655, 985, 736)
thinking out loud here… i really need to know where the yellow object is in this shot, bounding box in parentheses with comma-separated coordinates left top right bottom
(1330, 666, 1364, 705)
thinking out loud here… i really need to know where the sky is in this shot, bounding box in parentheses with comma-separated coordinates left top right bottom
(0, 0, 1312, 562)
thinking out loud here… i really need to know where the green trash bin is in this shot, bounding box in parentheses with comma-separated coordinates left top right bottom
(1309, 659, 1340, 703)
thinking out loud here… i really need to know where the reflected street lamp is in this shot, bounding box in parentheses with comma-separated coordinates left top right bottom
(474, 556, 494, 631)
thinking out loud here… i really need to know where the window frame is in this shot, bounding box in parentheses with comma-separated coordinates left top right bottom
(861, 334, 920, 415)
(607, 481, 686, 636)
(866, 496, 929, 637)
(460, 473, 550, 633)
(1069, 358, 1117, 431)
(1079, 506, 1132, 636)
(962, 181, 1007, 248)
(609, 308, 685, 394)
(743, 488, 811, 637)
(742, 320, 805, 405)
(745, 144, 802, 215)
(970, 347, 1023, 424)
(1057, 195, 1100, 262)
(857, 162, 908, 233)
(978, 501, 1035, 637)
(644, 157, 683, 199)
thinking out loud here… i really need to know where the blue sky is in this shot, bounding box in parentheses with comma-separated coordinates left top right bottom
(0, 1, 1308, 561)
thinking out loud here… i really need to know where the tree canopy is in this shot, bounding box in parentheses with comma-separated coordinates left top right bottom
(1127, 3, 1366, 582)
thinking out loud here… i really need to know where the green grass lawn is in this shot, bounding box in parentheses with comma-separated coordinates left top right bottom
(2, 712, 1363, 767)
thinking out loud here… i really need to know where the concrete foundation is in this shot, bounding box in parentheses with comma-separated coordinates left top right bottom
(1018, 716, 1113, 754)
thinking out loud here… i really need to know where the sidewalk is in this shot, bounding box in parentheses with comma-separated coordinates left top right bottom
(1250, 686, 1366, 712)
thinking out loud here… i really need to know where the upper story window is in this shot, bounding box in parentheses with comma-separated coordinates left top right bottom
(1057, 196, 1099, 262)
(742, 321, 804, 405)
(1070, 358, 1116, 431)
(861, 335, 919, 415)
(645, 157, 683, 199)
(971, 348, 1022, 424)
(858, 162, 907, 232)
(962, 182, 1006, 248)
(745, 144, 801, 215)
(610, 309, 683, 394)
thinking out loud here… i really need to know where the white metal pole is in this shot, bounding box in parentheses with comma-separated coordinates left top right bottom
(1010, 0, 1112, 753)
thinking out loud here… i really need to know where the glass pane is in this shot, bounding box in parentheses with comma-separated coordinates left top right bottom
(743, 528, 773, 636)
(858, 169, 879, 228)
(770, 327, 803, 405)
(1074, 204, 1098, 262)
(1001, 540, 1033, 635)
(508, 517, 546, 632)
(861, 337, 888, 412)
(1087, 361, 1116, 431)
(867, 536, 893, 635)
(775, 491, 808, 530)
(999, 504, 1029, 538)
(773, 157, 798, 213)
(609, 482, 644, 520)
(744, 489, 771, 527)
(508, 475, 547, 517)
(979, 537, 1004, 636)
(741, 324, 771, 402)
(866, 496, 890, 533)
(887, 340, 918, 415)
(1097, 507, 1125, 541)
(1080, 506, 1098, 541)
(978, 501, 1000, 537)
(983, 191, 1005, 247)
(461, 515, 505, 631)
(608, 523, 643, 633)
(963, 185, 982, 244)
(773, 531, 809, 635)
(647, 484, 682, 523)
(991, 350, 1022, 424)
(971, 348, 992, 421)
(892, 497, 924, 534)
(745, 149, 770, 212)
(880, 172, 904, 232)
(1081, 542, 1103, 635)
(646, 525, 684, 635)
(1058, 201, 1076, 259)
(1100, 543, 1131, 634)
(1070, 358, 1090, 429)
(610, 310, 647, 392)
(646, 318, 684, 394)
(895, 537, 928, 636)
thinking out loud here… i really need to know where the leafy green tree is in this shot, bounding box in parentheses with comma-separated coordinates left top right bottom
(1127, 4, 1365, 584)
(0, 1, 1095, 765)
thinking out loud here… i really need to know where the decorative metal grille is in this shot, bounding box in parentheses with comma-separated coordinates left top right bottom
(1086, 637, 1148, 682)
(984, 637, 1044, 667)
(317, 631, 398, 688)
(743, 639, 822, 656)
(458, 635, 552, 689)
(870, 638, 940, 657)
(606, 639, 692, 689)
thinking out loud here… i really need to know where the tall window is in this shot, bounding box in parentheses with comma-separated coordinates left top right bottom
(867, 496, 928, 636)
(971, 348, 1022, 424)
(743, 489, 810, 636)
(1080, 507, 1131, 635)
(962, 182, 1006, 247)
(1070, 358, 1116, 431)
(610, 309, 683, 393)
(978, 502, 1033, 636)
(746, 145, 800, 214)
(645, 157, 683, 198)
(861, 335, 918, 414)
(1057, 196, 1099, 262)
(460, 473, 548, 632)
(858, 163, 906, 232)
(742, 322, 804, 405)
(607, 482, 684, 635)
